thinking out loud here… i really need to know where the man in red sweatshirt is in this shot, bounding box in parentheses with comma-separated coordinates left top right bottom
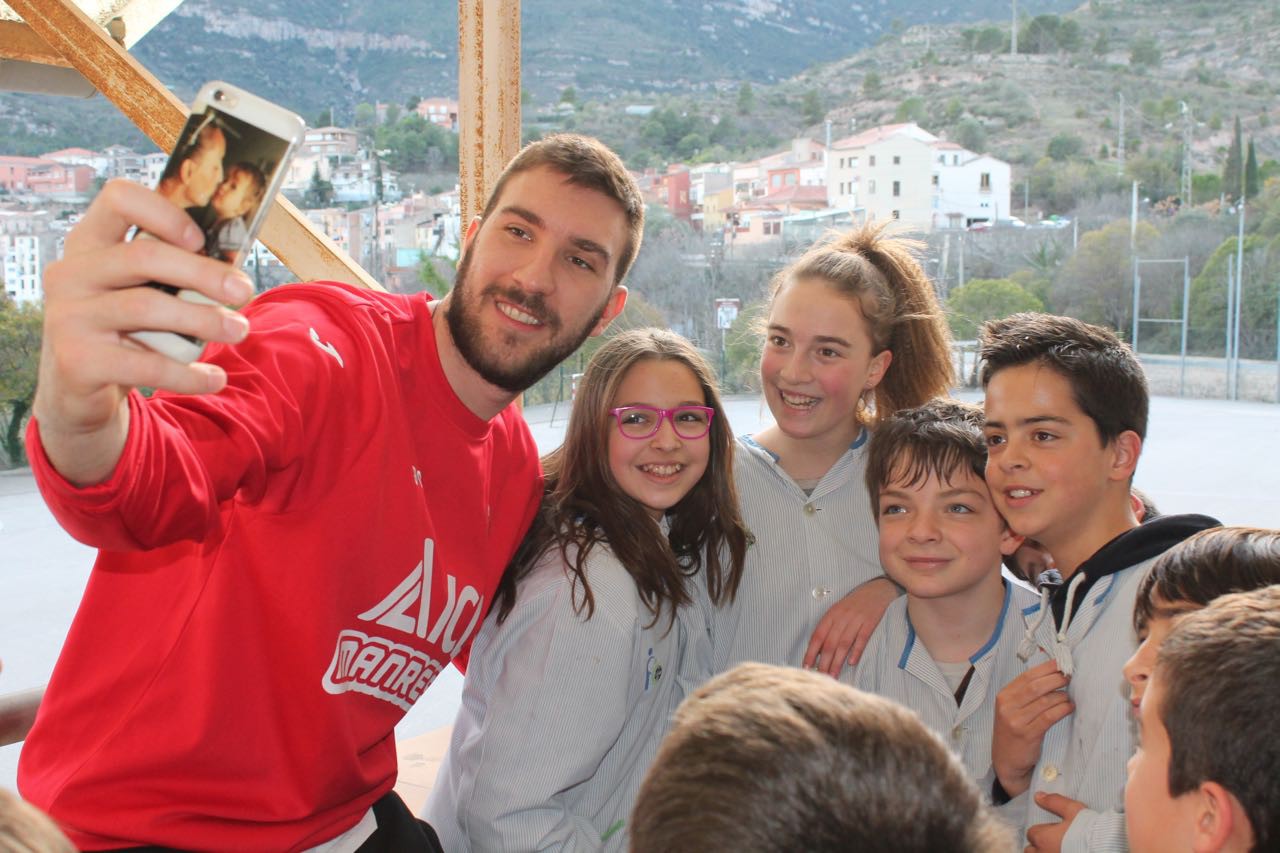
(19, 134, 643, 852)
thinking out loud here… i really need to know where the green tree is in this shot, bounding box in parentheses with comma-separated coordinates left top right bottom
(894, 96, 927, 124)
(1188, 234, 1280, 357)
(354, 102, 376, 128)
(417, 252, 453, 298)
(1019, 15, 1082, 54)
(1052, 220, 1159, 334)
(737, 82, 755, 115)
(801, 89, 824, 125)
(1222, 117, 1243, 200)
(1245, 139, 1260, 200)
(1047, 133, 1084, 161)
(0, 298, 41, 467)
(1129, 35, 1161, 67)
(946, 278, 1044, 340)
(956, 118, 987, 153)
(559, 86, 577, 105)
(314, 108, 333, 127)
(405, 95, 421, 112)
(723, 301, 766, 393)
(302, 164, 334, 208)
(862, 71, 882, 98)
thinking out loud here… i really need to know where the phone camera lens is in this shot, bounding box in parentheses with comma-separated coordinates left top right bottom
(213, 89, 226, 102)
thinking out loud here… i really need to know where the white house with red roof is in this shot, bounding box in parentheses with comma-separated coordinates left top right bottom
(826, 122, 1011, 231)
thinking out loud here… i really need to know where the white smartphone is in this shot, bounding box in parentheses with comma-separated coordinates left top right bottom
(128, 81, 305, 363)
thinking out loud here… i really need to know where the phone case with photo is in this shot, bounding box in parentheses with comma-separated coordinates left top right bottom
(128, 81, 305, 363)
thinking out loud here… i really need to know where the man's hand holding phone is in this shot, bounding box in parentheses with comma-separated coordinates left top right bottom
(32, 179, 255, 487)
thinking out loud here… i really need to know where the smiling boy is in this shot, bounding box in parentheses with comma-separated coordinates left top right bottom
(979, 313, 1218, 852)
(848, 398, 1035, 805)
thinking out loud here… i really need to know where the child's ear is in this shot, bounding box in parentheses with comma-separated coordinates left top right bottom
(864, 348, 893, 391)
(1190, 781, 1249, 852)
(1108, 430, 1143, 481)
(998, 525, 1024, 557)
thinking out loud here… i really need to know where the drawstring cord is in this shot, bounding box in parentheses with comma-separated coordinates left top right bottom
(1053, 573, 1087, 677)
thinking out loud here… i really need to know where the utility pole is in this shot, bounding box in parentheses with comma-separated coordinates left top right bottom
(1117, 92, 1126, 176)
(1179, 101, 1193, 204)
(1010, 0, 1018, 55)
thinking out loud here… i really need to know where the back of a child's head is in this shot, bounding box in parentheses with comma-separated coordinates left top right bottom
(979, 312, 1148, 444)
(1134, 526, 1280, 634)
(1156, 585, 1280, 852)
(629, 662, 1012, 853)
(767, 223, 953, 422)
(864, 398, 986, 510)
(0, 788, 75, 853)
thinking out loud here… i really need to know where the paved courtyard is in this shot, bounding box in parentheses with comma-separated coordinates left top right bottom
(3, 391, 1278, 791)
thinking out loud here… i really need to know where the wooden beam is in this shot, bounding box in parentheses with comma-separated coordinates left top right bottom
(458, 0, 521, 225)
(0, 20, 71, 66)
(5, 0, 382, 290)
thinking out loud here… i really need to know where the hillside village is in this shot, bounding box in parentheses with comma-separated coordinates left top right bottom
(1, 103, 1020, 306)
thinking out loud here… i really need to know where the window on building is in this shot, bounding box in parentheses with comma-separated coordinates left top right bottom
(868, 179, 876, 194)
(893, 155, 901, 165)
(980, 172, 992, 191)
(893, 180, 901, 197)
(869, 155, 876, 167)
(932, 174, 939, 186)
(953, 154, 960, 165)
(892, 210, 900, 219)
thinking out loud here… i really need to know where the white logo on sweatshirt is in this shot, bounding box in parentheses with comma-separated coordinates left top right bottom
(309, 327, 344, 367)
(322, 538, 485, 709)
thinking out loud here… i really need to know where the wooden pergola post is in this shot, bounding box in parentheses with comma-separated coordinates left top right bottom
(457, 0, 522, 226)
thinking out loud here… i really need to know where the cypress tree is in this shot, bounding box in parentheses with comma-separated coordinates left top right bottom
(1244, 139, 1259, 200)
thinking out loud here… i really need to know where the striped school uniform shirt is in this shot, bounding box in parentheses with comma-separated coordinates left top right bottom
(424, 534, 713, 852)
(712, 433, 884, 672)
(1008, 557, 1157, 853)
(847, 579, 1040, 792)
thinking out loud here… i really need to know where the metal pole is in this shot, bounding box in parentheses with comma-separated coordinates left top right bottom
(1131, 254, 1141, 349)
(1232, 250, 1244, 400)
(1232, 204, 1246, 399)
(1226, 254, 1235, 395)
(1130, 181, 1139, 250)
(1179, 257, 1190, 397)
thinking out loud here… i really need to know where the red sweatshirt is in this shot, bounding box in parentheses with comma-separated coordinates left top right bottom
(20, 282, 542, 851)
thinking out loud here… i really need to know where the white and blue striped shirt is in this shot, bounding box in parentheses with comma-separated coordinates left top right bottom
(848, 578, 1040, 791)
(424, 535, 713, 852)
(712, 433, 884, 671)
(1007, 557, 1159, 853)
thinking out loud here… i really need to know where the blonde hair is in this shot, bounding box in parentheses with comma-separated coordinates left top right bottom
(767, 222, 954, 423)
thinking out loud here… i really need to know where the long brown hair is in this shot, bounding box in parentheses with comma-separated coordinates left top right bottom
(766, 221, 954, 423)
(493, 328, 749, 626)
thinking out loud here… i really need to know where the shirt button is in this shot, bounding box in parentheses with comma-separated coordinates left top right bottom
(804, 503, 817, 515)
(1042, 764, 1060, 781)
(951, 725, 964, 741)
(812, 586, 831, 599)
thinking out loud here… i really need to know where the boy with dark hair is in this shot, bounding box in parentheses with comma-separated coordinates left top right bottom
(1127, 585, 1280, 853)
(979, 312, 1218, 851)
(630, 662, 1014, 853)
(848, 398, 1035, 797)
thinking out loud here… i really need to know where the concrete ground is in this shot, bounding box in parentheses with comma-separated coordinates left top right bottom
(3, 392, 1278, 801)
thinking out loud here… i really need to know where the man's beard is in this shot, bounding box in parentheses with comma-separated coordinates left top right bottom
(446, 250, 610, 393)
